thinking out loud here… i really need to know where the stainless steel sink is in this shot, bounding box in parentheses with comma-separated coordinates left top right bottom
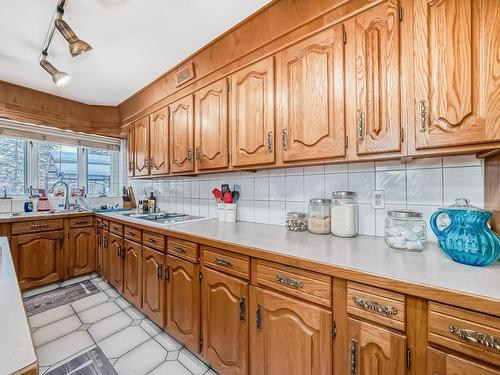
(122, 211, 208, 225)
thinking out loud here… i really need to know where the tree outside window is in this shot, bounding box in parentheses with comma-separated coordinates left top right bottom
(0, 137, 26, 195)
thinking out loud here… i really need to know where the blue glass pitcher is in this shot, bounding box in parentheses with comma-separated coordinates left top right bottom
(430, 198, 500, 266)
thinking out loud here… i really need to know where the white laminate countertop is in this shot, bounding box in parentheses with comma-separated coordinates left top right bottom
(99, 213, 500, 303)
(0, 237, 37, 375)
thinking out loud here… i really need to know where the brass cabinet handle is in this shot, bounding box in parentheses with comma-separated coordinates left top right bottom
(351, 338, 358, 375)
(126, 231, 135, 236)
(59, 237, 64, 250)
(214, 258, 232, 267)
(157, 264, 163, 280)
(128, 160, 134, 171)
(32, 223, 48, 229)
(275, 274, 304, 289)
(281, 129, 288, 151)
(267, 131, 273, 153)
(256, 303, 263, 331)
(187, 148, 193, 162)
(148, 238, 157, 244)
(358, 112, 365, 140)
(449, 325, 500, 350)
(173, 246, 185, 254)
(144, 158, 149, 169)
(352, 296, 398, 316)
(418, 100, 427, 132)
(164, 265, 170, 282)
(149, 157, 154, 169)
(97, 234, 101, 245)
(195, 147, 201, 160)
(239, 297, 246, 321)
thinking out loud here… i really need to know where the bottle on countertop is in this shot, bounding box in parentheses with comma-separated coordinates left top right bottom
(148, 192, 156, 213)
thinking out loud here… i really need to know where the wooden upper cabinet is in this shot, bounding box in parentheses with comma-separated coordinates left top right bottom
(427, 347, 500, 375)
(69, 227, 94, 277)
(142, 246, 165, 327)
(413, 0, 500, 149)
(250, 286, 332, 375)
(354, 0, 401, 155)
(149, 107, 169, 175)
(169, 95, 194, 173)
(348, 317, 406, 375)
(123, 240, 142, 309)
(126, 126, 134, 177)
(230, 56, 275, 167)
(195, 78, 228, 170)
(133, 116, 150, 176)
(278, 26, 345, 162)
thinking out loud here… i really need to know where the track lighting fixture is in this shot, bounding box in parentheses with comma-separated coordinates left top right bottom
(55, 19, 92, 57)
(38, 0, 93, 87)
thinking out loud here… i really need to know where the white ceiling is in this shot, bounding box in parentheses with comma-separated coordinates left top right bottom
(0, 0, 271, 106)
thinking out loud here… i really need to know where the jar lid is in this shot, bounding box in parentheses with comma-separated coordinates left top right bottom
(441, 197, 484, 212)
(332, 191, 356, 197)
(388, 210, 422, 219)
(309, 198, 332, 204)
(287, 211, 307, 219)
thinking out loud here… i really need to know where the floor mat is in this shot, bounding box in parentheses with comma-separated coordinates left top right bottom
(45, 347, 117, 375)
(24, 280, 99, 316)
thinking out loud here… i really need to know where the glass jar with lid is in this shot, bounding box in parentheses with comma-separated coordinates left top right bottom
(307, 198, 331, 235)
(385, 210, 427, 251)
(286, 211, 308, 232)
(331, 191, 358, 237)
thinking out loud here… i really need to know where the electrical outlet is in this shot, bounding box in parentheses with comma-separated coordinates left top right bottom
(372, 190, 385, 209)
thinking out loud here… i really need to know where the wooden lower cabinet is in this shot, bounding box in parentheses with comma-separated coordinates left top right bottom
(10, 231, 64, 290)
(108, 232, 124, 293)
(123, 240, 142, 308)
(165, 254, 200, 353)
(348, 317, 407, 375)
(202, 267, 248, 375)
(249, 286, 332, 375)
(427, 347, 500, 375)
(68, 227, 94, 277)
(142, 246, 165, 327)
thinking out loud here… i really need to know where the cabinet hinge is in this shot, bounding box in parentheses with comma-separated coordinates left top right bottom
(343, 31, 347, 44)
(401, 127, 404, 142)
(199, 271, 203, 282)
(399, 6, 403, 21)
(406, 348, 411, 369)
(332, 321, 337, 339)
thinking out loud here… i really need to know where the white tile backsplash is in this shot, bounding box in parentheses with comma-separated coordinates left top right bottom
(122, 156, 485, 241)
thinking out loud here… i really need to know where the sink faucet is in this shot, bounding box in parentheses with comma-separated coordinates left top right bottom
(48, 181, 70, 210)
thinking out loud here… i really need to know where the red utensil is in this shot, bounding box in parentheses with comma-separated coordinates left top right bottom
(223, 192, 233, 203)
(212, 188, 223, 201)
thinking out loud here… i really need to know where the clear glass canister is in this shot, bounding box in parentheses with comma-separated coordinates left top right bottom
(308, 198, 331, 235)
(286, 211, 308, 232)
(331, 191, 358, 237)
(385, 210, 427, 251)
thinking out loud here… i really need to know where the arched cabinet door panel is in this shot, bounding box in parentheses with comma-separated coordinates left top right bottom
(150, 107, 169, 175)
(123, 240, 142, 309)
(169, 95, 194, 173)
(108, 232, 124, 293)
(142, 246, 165, 327)
(133, 116, 150, 176)
(69, 227, 94, 277)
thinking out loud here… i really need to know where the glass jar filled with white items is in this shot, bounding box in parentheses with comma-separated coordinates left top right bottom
(308, 198, 331, 235)
(385, 210, 427, 251)
(331, 191, 358, 237)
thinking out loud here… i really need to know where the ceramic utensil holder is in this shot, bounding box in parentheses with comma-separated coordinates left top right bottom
(218, 202, 226, 222)
(224, 203, 237, 223)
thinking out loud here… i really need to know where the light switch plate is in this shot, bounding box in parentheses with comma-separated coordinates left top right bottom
(372, 190, 385, 209)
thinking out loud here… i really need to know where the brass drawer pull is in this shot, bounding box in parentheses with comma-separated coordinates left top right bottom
(275, 274, 304, 289)
(352, 296, 398, 316)
(449, 325, 500, 350)
(214, 258, 232, 267)
(256, 303, 263, 331)
(173, 246, 185, 253)
(32, 223, 48, 229)
(418, 100, 427, 132)
(239, 297, 246, 321)
(127, 231, 137, 236)
(148, 238, 158, 244)
(351, 338, 358, 375)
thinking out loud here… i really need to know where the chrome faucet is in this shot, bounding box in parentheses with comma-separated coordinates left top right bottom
(48, 181, 70, 210)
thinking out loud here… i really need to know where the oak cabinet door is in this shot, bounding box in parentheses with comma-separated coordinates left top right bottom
(249, 286, 332, 375)
(195, 78, 229, 170)
(354, 0, 401, 155)
(150, 107, 169, 175)
(96, 228, 103, 275)
(169, 95, 195, 173)
(202, 267, 248, 375)
(414, 0, 500, 149)
(11, 231, 64, 290)
(166, 255, 200, 353)
(123, 240, 142, 309)
(231, 56, 275, 167)
(126, 126, 134, 177)
(133, 116, 150, 176)
(69, 227, 94, 277)
(427, 347, 500, 375)
(278, 26, 346, 162)
(142, 246, 165, 327)
(348, 317, 406, 375)
(108, 232, 124, 293)
(102, 230, 110, 282)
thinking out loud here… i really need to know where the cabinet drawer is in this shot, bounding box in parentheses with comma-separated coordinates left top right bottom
(143, 231, 165, 251)
(254, 259, 331, 307)
(347, 281, 406, 331)
(69, 216, 93, 228)
(124, 226, 142, 242)
(109, 222, 123, 236)
(12, 219, 64, 234)
(202, 246, 249, 279)
(168, 238, 198, 263)
(427, 347, 500, 375)
(428, 302, 500, 367)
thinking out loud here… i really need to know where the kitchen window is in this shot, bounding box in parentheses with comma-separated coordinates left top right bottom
(0, 136, 27, 195)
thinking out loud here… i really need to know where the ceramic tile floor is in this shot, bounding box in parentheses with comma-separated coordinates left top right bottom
(25, 274, 219, 375)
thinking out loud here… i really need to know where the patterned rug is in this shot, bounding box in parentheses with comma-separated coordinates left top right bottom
(45, 347, 117, 375)
(24, 280, 99, 316)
